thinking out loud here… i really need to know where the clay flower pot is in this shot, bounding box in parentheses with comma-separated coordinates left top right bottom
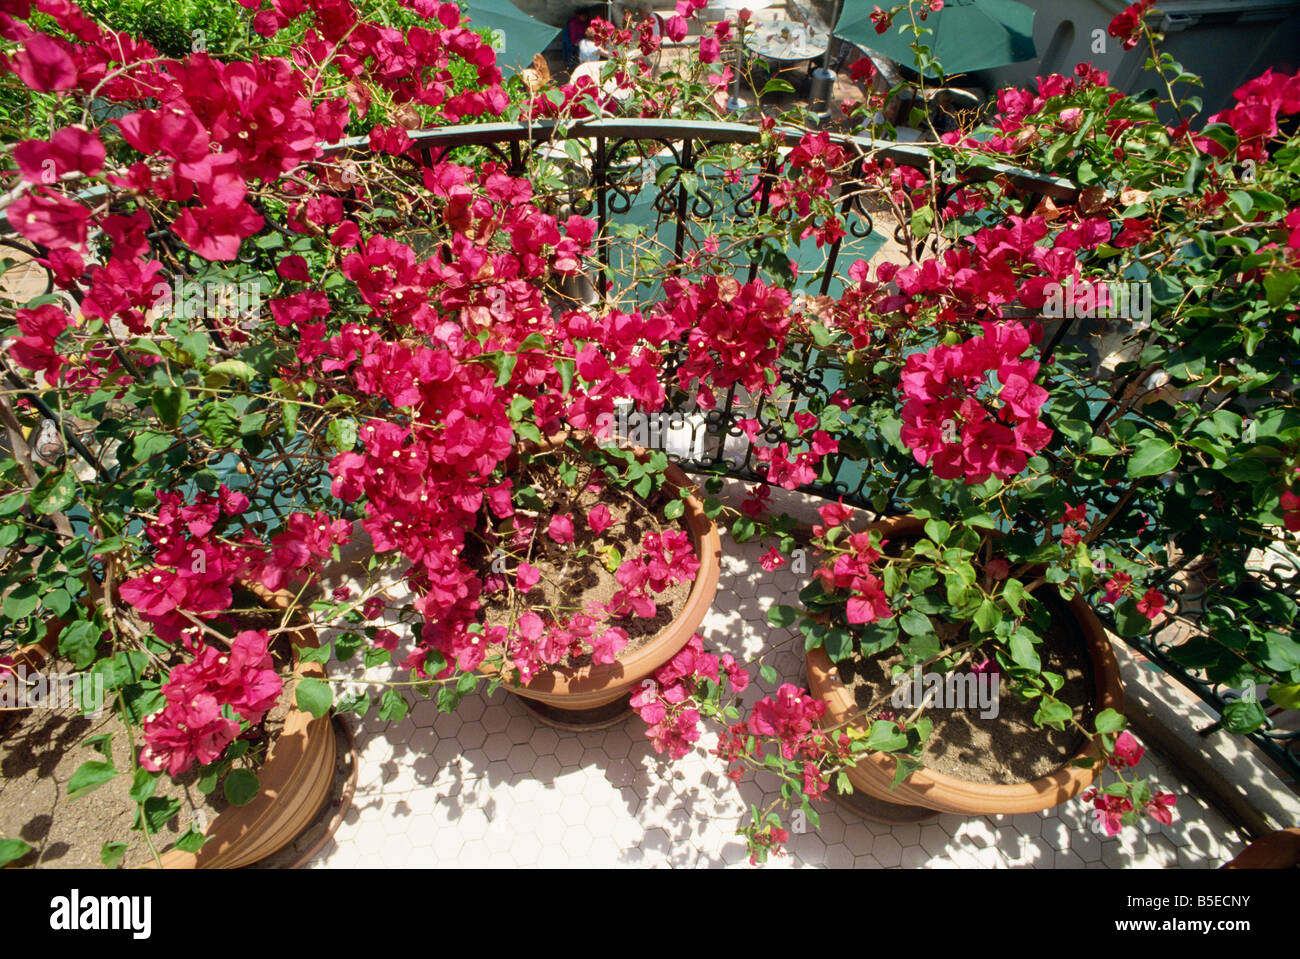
(155, 582, 338, 868)
(483, 433, 722, 711)
(805, 515, 1125, 817)
(7, 583, 337, 867)
(1223, 828, 1300, 869)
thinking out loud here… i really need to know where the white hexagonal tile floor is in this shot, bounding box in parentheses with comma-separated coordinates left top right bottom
(308, 534, 1252, 869)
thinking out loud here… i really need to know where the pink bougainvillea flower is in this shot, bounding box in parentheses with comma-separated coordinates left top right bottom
(13, 126, 105, 183)
(590, 626, 628, 665)
(11, 33, 77, 91)
(172, 201, 264, 261)
(760, 546, 785, 571)
(1111, 730, 1145, 768)
(1085, 790, 1133, 836)
(586, 503, 613, 536)
(1103, 571, 1133, 604)
(1281, 490, 1300, 531)
(139, 693, 241, 777)
(850, 57, 876, 84)
(547, 513, 575, 544)
(8, 189, 91, 249)
(1135, 588, 1165, 620)
(516, 562, 541, 593)
(1145, 792, 1177, 825)
(1107, 0, 1155, 50)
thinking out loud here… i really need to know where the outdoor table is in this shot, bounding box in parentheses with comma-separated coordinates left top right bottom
(747, 19, 830, 67)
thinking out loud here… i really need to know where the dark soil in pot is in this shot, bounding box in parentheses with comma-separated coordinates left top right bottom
(0, 597, 294, 868)
(836, 591, 1095, 785)
(474, 450, 693, 669)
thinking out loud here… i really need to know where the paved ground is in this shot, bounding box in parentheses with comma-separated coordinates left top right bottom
(309, 533, 1251, 869)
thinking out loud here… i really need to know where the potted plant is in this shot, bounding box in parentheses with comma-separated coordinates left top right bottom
(467, 432, 722, 725)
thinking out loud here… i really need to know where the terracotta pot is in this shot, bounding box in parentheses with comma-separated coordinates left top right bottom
(154, 582, 337, 868)
(5, 584, 336, 867)
(805, 515, 1125, 816)
(1222, 828, 1300, 869)
(481, 433, 722, 710)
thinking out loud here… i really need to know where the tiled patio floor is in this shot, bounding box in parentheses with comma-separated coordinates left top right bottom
(309, 534, 1250, 868)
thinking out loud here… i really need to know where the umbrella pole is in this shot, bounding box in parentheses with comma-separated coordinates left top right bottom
(822, 0, 841, 72)
(728, 24, 748, 113)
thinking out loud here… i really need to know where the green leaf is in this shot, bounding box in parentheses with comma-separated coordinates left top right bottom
(151, 386, 187, 428)
(1093, 708, 1126, 734)
(0, 838, 33, 867)
(1002, 579, 1027, 614)
(1086, 436, 1120, 457)
(1007, 630, 1041, 672)
(223, 769, 260, 806)
(294, 677, 333, 718)
(1267, 682, 1300, 710)
(135, 796, 182, 834)
(378, 688, 409, 723)
(766, 605, 799, 628)
(99, 841, 127, 868)
(207, 359, 256, 384)
(1113, 598, 1153, 637)
(1127, 436, 1180, 478)
(821, 625, 853, 662)
(128, 767, 158, 804)
(58, 620, 101, 670)
(1034, 698, 1073, 728)
(759, 663, 778, 685)
(663, 498, 684, 520)
(761, 77, 796, 95)
(494, 351, 518, 387)
(83, 733, 113, 758)
(174, 825, 208, 854)
(864, 720, 909, 752)
(327, 417, 358, 452)
(923, 519, 951, 545)
(197, 766, 221, 795)
(1220, 697, 1267, 735)
(973, 599, 1000, 633)
(2, 581, 40, 621)
(30, 469, 76, 514)
(899, 610, 932, 637)
(335, 690, 372, 716)
(1264, 269, 1300, 308)
(68, 760, 118, 799)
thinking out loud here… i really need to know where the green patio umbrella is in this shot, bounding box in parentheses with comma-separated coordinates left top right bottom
(833, 0, 1036, 77)
(460, 0, 560, 73)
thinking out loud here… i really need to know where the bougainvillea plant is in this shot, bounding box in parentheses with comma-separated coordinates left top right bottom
(1, 0, 1297, 869)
